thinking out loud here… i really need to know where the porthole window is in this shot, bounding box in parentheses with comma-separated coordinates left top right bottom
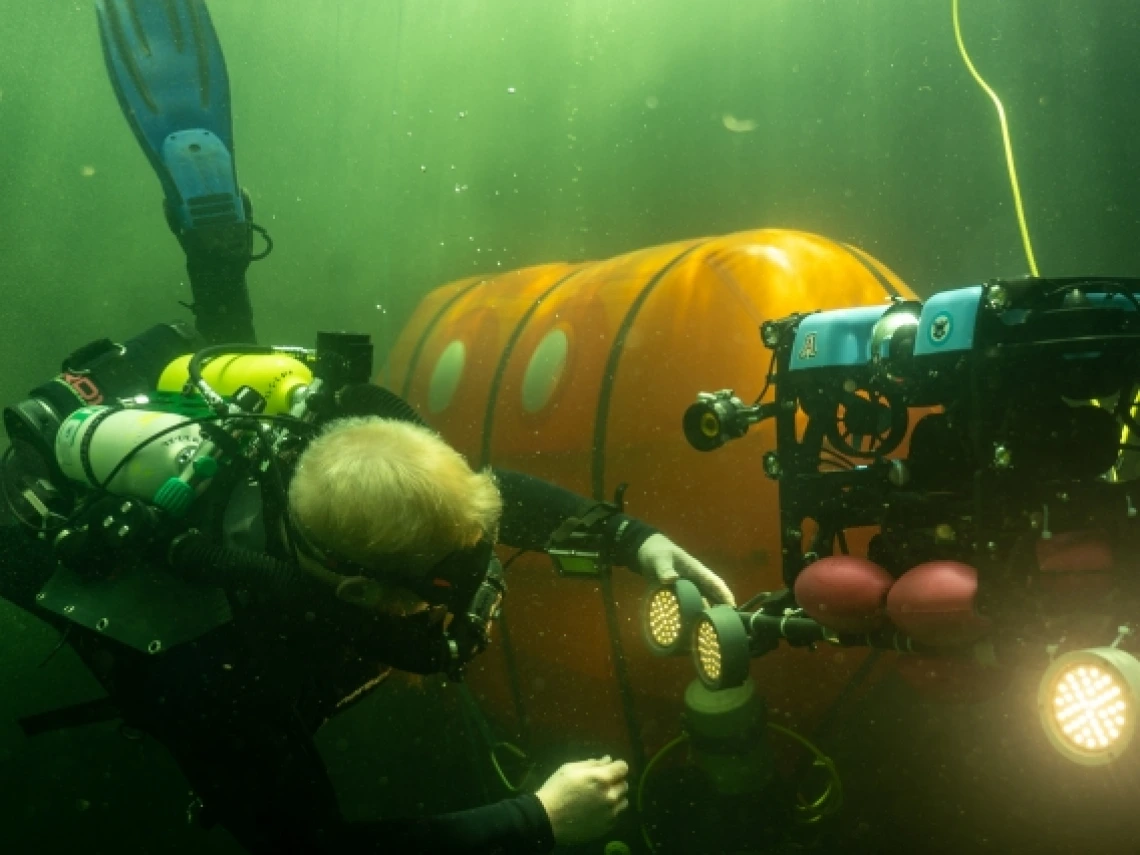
(521, 328, 569, 413)
(428, 340, 466, 413)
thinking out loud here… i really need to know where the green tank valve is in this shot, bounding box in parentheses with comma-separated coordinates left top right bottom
(192, 455, 219, 479)
(154, 478, 195, 517)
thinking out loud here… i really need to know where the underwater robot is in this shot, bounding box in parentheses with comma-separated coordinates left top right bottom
(660, 273, 1140, 769)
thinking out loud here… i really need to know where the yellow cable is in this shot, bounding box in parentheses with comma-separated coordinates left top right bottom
(954, 2, 1139, 469)
(1115, 394, 1140, 480)
(952, 0, 1040, 277)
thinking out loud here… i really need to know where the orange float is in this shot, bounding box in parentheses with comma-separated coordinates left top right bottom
(385, 229, 917, 756)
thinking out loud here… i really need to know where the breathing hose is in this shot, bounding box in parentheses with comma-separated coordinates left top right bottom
(169, 530, 309, 599)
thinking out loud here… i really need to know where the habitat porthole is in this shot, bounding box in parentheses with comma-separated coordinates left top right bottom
(521, 329, 569, 414)
(429, 340, 466, 413)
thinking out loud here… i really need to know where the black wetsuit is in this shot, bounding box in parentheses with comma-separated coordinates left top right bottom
(0, 468, 656, 854)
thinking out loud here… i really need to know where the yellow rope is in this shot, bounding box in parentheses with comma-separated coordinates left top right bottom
(952, 0, 1040, 277)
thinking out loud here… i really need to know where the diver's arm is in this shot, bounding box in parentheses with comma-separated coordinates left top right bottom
(493, 468, 736, 604)
(338, 795, 555, 854)
(492, 468, 658, 567)
(163, 697, 554, 855)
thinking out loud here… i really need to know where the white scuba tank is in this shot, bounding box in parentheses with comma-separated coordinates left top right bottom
(55, 406, 204, 501)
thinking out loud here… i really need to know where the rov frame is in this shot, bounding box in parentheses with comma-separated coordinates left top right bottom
(671, 276, 1140, 675)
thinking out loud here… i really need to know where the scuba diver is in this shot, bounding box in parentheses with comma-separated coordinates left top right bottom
(0, 2, 736, 853)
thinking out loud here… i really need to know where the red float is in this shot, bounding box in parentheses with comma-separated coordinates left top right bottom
(793, 555, 894, 632)
(886, 560, 991, 647)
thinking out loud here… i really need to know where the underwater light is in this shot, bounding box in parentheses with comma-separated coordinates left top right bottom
(692, 605, 751, 691)
(1037, 647, 1140, 766)
(643, 579, 704, 656)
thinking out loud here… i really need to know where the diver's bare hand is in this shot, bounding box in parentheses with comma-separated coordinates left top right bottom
(535, 756, 630, 844)
(637, 533, 737, 606)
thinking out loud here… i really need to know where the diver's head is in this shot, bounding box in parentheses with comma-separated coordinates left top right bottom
(287, 416, 502, 608)
(288, 416, 507, 679)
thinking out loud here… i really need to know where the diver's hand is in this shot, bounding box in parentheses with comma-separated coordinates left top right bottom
(637, 533, 736, 606)
(535, 756, 630, 845)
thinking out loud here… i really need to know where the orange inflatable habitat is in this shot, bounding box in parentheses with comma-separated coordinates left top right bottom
(385, 229, 917, 759)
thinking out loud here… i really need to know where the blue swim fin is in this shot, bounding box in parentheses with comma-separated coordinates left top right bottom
(95, 0, 260, 345)
(95, 0, 245, 234)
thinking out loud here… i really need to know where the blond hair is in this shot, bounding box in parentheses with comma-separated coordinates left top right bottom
(288, 417, 502, 572)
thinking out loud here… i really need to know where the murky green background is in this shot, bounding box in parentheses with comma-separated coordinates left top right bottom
(2, 1, 1139, 852)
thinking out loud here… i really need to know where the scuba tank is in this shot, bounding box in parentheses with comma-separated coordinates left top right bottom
(54, 406, 205, 503)
(157, 352, 312, 415)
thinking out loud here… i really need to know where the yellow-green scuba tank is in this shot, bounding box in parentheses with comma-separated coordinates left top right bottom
(158, 352, 313, 415)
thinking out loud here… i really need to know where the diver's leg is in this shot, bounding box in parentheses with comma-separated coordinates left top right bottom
(151, 706, 343, 854)
(95, 0, 257, 344)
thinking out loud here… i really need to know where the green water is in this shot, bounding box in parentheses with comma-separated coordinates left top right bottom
(2, 1, 1140, 852)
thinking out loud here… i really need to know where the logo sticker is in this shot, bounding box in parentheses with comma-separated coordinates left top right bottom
(928, 313, 952, 346)
(61, 373, 103, 405)
(798, 332, 818, 361)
